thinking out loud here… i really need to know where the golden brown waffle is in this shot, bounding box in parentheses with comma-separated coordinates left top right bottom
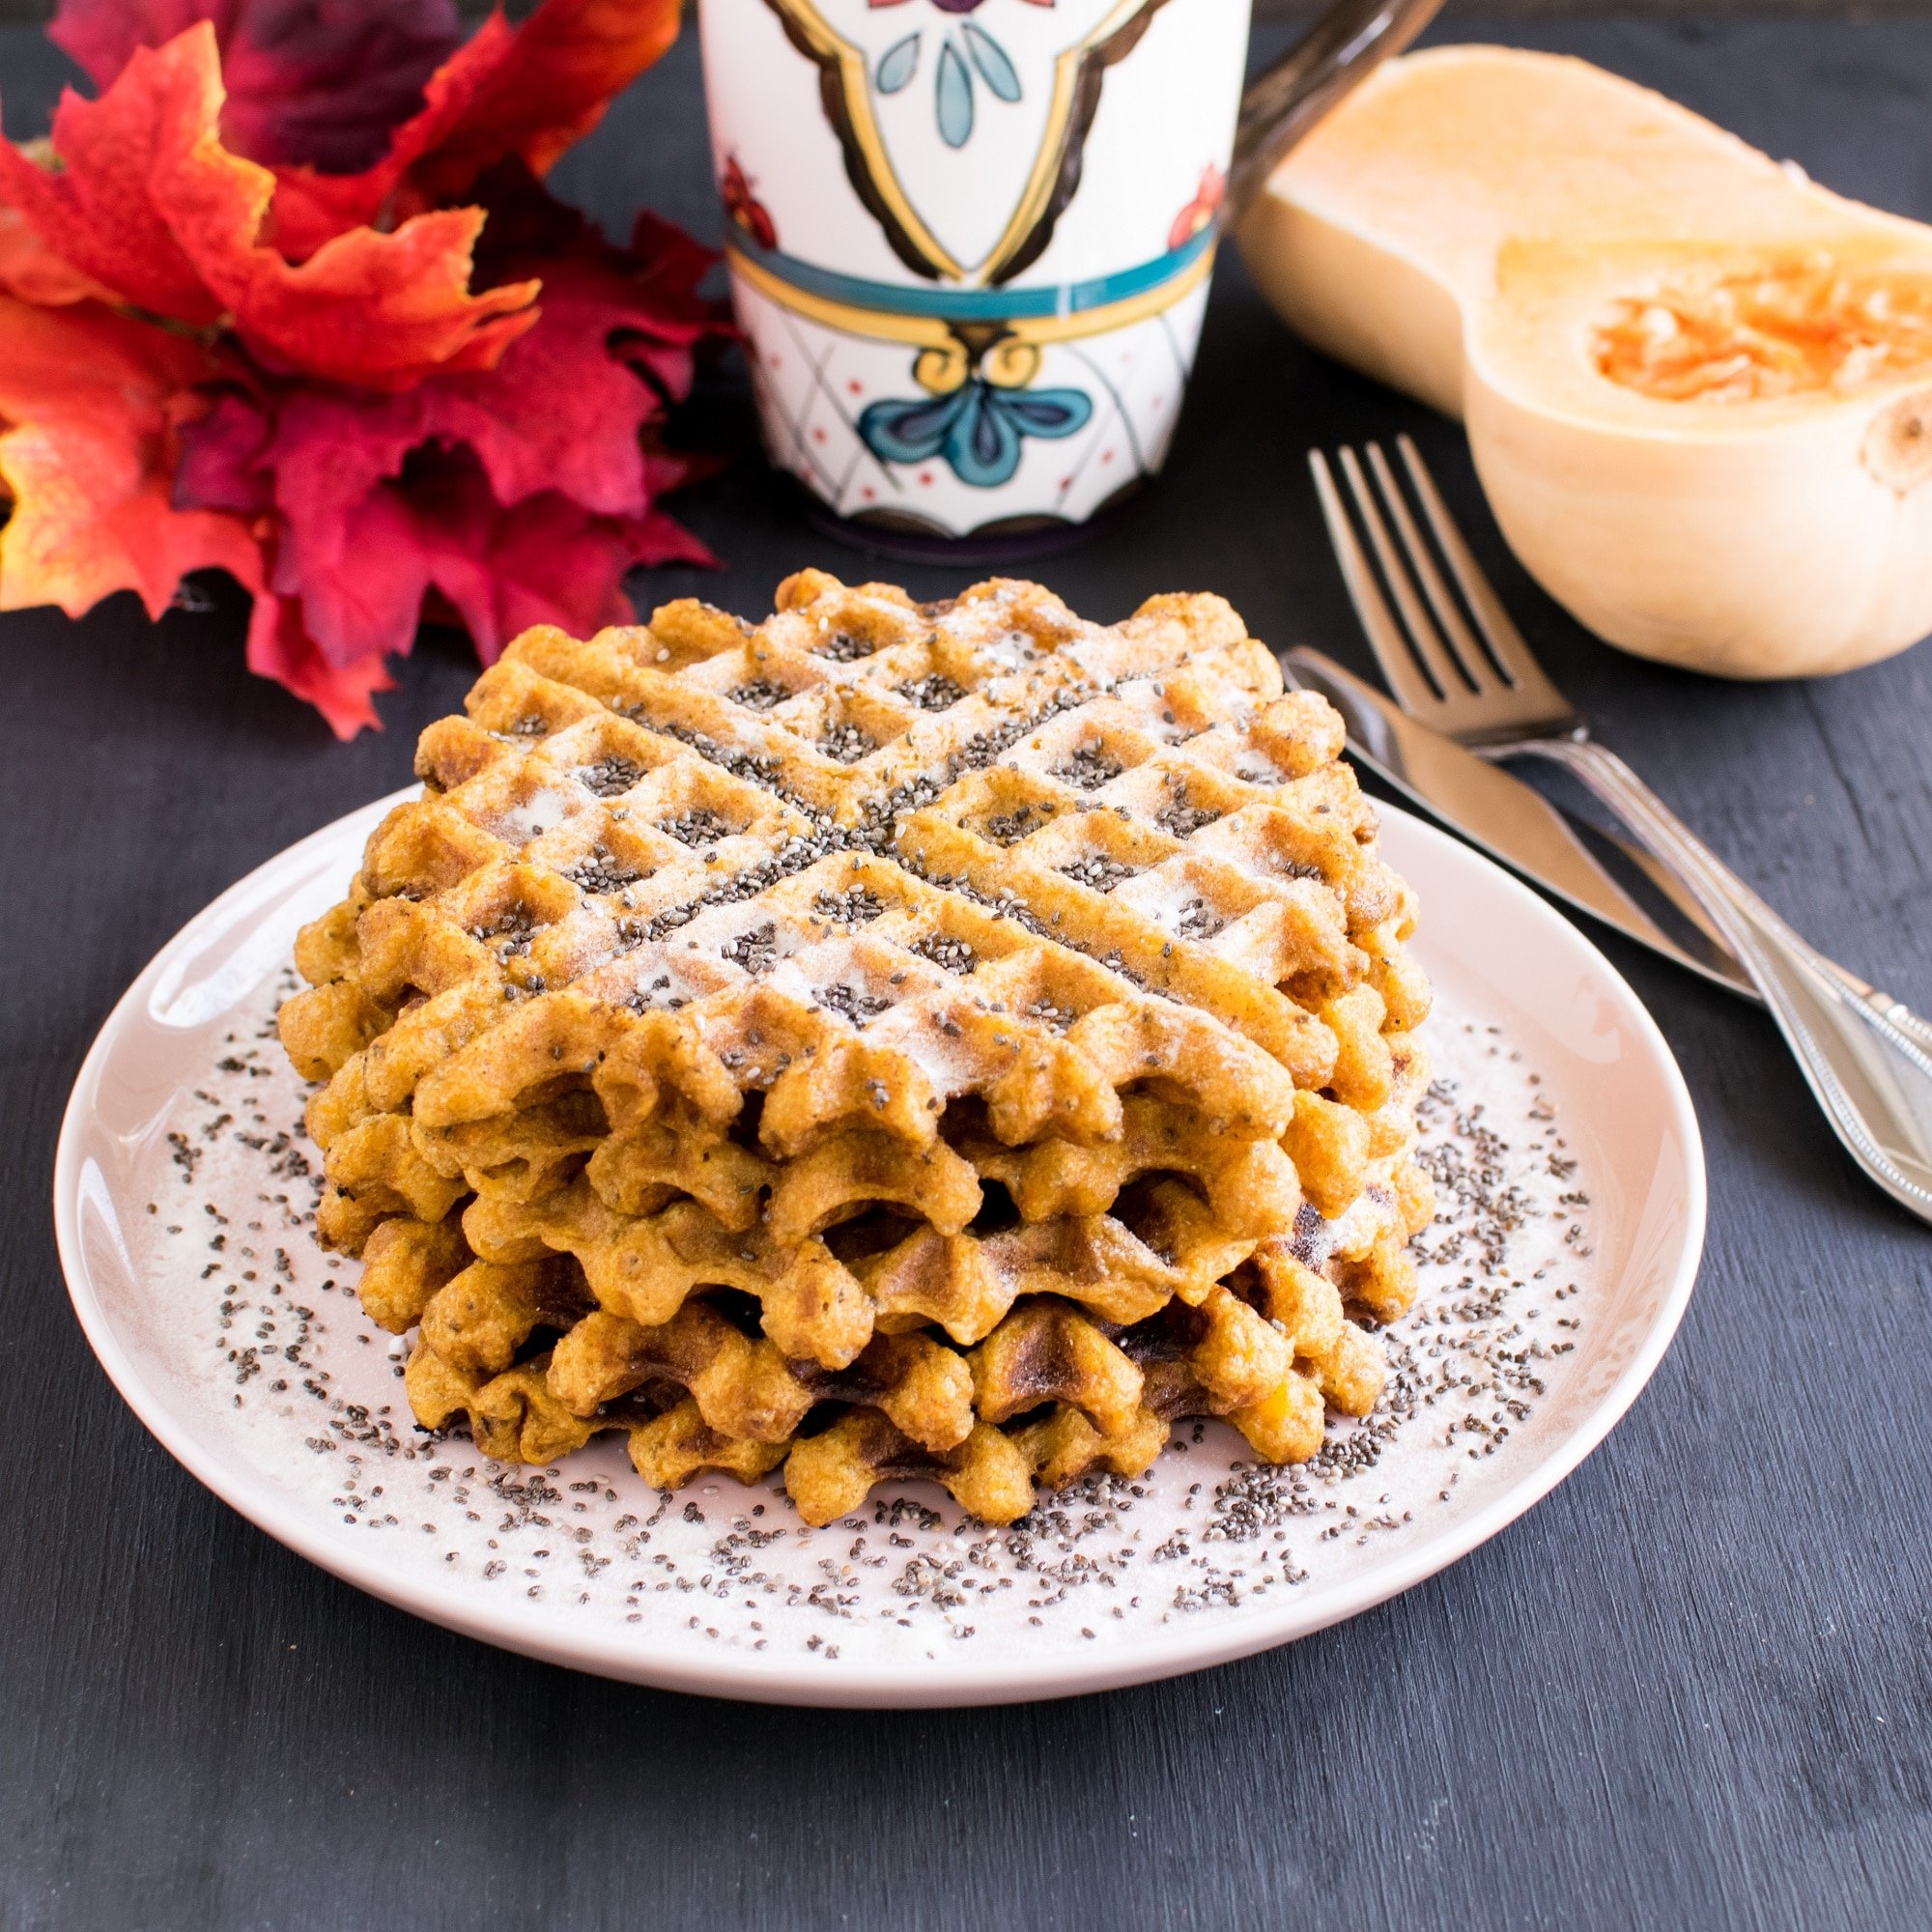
(282, 573, 1436, 1524)
(384, 1144, 1432, 1525)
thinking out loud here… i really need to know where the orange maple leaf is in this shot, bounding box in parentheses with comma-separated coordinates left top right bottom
(0, 290, 396, 737)
(0, 2, 700, 738)
(0, 25, 541, 389)
(0, 43, 222, 323)
(0, 292, 262, 620)
(403, 0, 685, 204)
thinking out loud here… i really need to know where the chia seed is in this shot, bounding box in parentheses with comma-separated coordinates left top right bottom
(1025, 999, 1075, 1032)
(815, 982, 893, 1030)
(817, 722, 876, 765)
(896, 674, 968, 713)
(1059, 853, 1140, 894)
(660, 808, 737, 847)
(912, 933, 977, 975)
(720, 921, 780, 976)
(471, 903, 540, 956)
(1158, 790, 1221, 838)
(567, 846, 646, 895)
(1052, 743, 1124, 791)
(813, 630, 875, 663)
(983, 802, 1053, 846)
(1174, 897, 1223, 943)
(576, 755, 643, 799)
(727, 680, 790, 712)
(812, 887, 886, 925)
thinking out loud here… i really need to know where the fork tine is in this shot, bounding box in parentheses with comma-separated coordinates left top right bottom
(1364, 440, 1494, 695)
(1307, 449, 1441, 718)
(1395, 435, 1564, 700)
(1335, 445, 1475, 709)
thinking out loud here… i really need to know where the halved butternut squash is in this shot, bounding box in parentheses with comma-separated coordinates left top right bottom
(1238, 46, 1932, 678)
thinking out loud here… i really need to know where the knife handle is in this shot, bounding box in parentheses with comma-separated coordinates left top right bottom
(1517, 738, 1932, 1227)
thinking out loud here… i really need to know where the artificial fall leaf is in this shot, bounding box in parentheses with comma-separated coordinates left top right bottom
(0, 289, 387, 738)
(0, 24, 541, 387)
(258, 0, 684, 260)
(0, 292, 262, 620)
(449, 170, 714, 512)
(246, 582, 394, 738)
(178, 165, 716, 623)
(284, 449, 710, 669)
(51, 0, 465, 175)
(178, 209, 716, 668)
(398, 0, 684, 206)
(165, 398, 398, 735)
(158, 135, 542, 390)
(0, 38, 224, 323)
(251, 257, 703, 523)
(192, 407, 707, 667)
(0, 203, 111, 305)
(6, 2, 711, 739)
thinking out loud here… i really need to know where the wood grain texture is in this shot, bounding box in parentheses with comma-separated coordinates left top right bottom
(2, 16, 1930, 1930)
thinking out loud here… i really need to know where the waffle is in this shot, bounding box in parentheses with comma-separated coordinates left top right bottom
(387, 1158, 1427, 1524)
(280, 573, 1435, 1524)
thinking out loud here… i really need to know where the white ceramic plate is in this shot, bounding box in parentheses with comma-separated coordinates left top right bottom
(54, 794, 1704, 1707)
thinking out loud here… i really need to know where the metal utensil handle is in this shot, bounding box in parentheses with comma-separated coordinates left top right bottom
(1225, 0, 1445, 221)
(1525, 738, 1932, 1225)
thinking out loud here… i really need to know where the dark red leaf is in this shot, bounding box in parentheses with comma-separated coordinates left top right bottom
(264, 0, 684, 257)
(398, 0, 684, 205)
(246, 582, 394, 737)
(270, 445, 711, 668)
(177, 193, 717, 678)
(0, 26, 542, 387)
(49, 0, 465, 173)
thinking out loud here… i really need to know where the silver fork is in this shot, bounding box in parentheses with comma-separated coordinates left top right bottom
(1308, 434, 1932, 1227)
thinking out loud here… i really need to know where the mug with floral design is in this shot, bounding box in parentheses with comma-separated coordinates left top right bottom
(698, 0, 1253, 554)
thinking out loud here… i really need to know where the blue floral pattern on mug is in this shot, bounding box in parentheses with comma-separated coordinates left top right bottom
(868, 0, 1042, 147)
(859, 374, 1092, 486)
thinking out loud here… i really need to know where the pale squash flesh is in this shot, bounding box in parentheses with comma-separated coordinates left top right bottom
(1238, 46, 1932, 678)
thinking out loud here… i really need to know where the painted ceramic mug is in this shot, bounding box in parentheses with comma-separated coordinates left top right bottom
(698, 0, 1251, 554)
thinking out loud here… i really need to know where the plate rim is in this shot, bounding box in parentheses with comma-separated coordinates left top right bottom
(52, 790, 1707, 1708)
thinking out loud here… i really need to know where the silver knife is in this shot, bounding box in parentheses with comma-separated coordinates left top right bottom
(1285, 646, 1759, 1001)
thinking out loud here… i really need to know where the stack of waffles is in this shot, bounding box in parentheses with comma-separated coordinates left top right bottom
(278, 573, 1435, 1525)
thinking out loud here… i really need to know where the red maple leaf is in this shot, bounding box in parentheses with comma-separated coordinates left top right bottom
(296, 451, 709, 669)
(177, 172, 717, 677)
(194, 409, 708, 670)
(0, 26, 541, 387)
(52, 0, 685, 261)
(397, 0, 684, 206)
(246, 585, 396, 737)
(3, 2, 710, 737)
(0, 204, 113, 306)
(0, 41, 223, 323)
(0, 292, 402, 737)
(0, 293, 262, 620)
(50, 0, 465, 174)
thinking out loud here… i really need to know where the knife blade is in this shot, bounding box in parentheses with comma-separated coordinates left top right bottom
(1284, 646, 1759, 1001)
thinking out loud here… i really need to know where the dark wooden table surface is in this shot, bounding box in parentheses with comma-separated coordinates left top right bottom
(5, 14, 1931, 1929)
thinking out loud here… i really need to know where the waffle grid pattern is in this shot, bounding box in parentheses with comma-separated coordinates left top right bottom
(279, 573, 1435, 1524)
